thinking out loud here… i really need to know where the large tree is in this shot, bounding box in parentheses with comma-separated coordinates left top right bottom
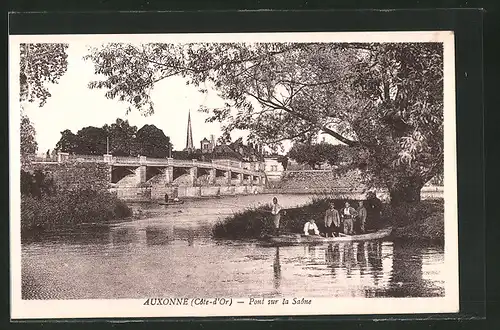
(288, 143, 326, 169)
(75, 126, 108, 155)
(135, 124, 171, 158)
(19, 43, 69, 161)
(20, 114, 38, 156)
(288, 142, 348, 169)
(55, 129, 80, 154)
(54, 119, 172, 158)
(20, 43, 69, 107)
(102, 118, 138, 156)
(85, 42, 444, 205)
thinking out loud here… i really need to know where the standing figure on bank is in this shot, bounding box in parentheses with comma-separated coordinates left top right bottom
(341, 202, 358, 235)
(324, 203, 341, 237)
(366, 191, 382, 230)
(271, 197, 284, 236)
(357, 201, 367, 233)
(303, 219, 320, 236)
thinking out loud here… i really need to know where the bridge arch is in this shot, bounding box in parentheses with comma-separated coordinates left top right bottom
(146, 166, 164, 182)
(111, 166, 137, 184)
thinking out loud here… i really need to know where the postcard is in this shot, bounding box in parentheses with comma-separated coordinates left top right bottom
(10, 30, 458, 319)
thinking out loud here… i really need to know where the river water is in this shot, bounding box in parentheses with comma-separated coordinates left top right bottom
(22, 194, 445, 300)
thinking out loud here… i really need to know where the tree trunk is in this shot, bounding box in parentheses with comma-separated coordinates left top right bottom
(388, 177, 424, 206)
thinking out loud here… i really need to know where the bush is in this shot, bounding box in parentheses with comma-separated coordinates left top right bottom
(212, 206, 274, 239)
(381, 200, 444, 226)
(389, 200, 444, 242)
(21, 188, 132, 232)
(213, 197, 444, 241)
(21, 169, 56, 198)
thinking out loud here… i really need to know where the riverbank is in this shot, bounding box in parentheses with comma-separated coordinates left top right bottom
(388, 200, 444, 242)
(213, 197, 444, 243)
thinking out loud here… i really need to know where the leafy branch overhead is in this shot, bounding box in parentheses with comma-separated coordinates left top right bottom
(85, 42, 444, 204)
(20, 43, 69, 107)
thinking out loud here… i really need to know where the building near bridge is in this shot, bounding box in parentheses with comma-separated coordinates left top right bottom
(200, 135, 216, 154)
(178, 111, 264, 164)
(264, 157, 285, 182)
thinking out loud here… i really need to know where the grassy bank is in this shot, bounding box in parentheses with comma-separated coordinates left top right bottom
(388, 200, 444, 242)
(21, 188, 132, 232)
(213, 198, 372, 239)
(212, 197, 444, 242)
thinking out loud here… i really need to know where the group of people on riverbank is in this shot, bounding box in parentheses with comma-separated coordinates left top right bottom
(270, 195, 381, 237)
(305, 201, 366, 237)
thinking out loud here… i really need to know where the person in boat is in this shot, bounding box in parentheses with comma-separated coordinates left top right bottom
(303, 219, 320, 236)
(271, 197, 284, 235)
(324, 203, 341, 237)
(341, 202, 358, 235)
(356, 201, 367, 233)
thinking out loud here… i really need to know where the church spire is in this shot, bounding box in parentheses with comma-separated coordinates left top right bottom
(185, 110, 194, 152)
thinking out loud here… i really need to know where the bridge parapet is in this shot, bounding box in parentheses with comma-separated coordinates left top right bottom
(52, 153, 264, 177)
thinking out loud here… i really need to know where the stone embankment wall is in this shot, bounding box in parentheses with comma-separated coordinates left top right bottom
(271, 170, 366, 190)
(111, 184, 265, 202)
(22, 161, 111, 192)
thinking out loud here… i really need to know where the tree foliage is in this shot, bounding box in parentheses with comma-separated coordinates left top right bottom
(75, 126, 108, 155)
(20, 43, 69, 107)
(86, 42, 444, 204)
(20, 114, 38, 156)
(102, 118, 138, 156)
(276, 155, 289, 171)
(288, 142, 347, 169)
(55, 129, 80, 154)
(135, 124, 171, 158)
(54, 119, 172, 158)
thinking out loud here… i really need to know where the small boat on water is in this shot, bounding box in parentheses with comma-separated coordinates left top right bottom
(158, 200, 185, 206)
(265, 227, 393, 244)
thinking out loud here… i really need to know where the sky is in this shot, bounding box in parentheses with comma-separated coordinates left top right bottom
(22, 42, 251, 155)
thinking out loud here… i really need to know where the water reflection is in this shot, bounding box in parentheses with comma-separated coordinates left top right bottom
(362, 240, 445, 297)
(22, 226, 112, 246)
(343, 243, 355, 276)
(303, 245, 321, 260)
(356, 242, 368, 276)
(145, 226, 173, 246)
(187, 229, 195, 246)
(367, 241, 383, 286)
(325, 244, 340, 277)
(21, 195, 445, 299)
(110, 227, 138, 245)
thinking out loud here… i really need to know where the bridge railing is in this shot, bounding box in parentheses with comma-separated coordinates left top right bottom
(39, 153, 264, 175)
(111, 156, 142, 164)
(56, 154, 106, 163)
(144, 157, 172, 164)
(212, 159, 243, 168)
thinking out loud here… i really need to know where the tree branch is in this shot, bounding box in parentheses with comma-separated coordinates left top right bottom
(321, 125, 359, 146)
(278, 79, 338, 87)
(245, 90, 360, 147)
(266, 127, 315, 144)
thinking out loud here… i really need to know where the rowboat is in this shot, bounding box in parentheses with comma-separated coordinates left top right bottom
(265, 227, 393, 244)
(158, 200, 185, 206)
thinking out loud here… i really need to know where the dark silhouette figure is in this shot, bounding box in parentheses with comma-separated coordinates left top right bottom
(273, 247, 281, 291)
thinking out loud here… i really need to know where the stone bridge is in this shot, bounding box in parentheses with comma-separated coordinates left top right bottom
(53, 153, 266, 201)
